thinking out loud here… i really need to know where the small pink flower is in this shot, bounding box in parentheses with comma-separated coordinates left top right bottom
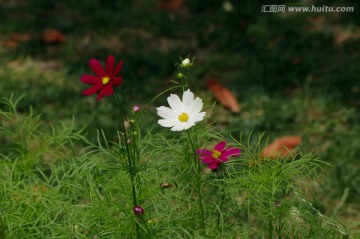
(133, 105, 140, 112)
(196, 141, 241, 170)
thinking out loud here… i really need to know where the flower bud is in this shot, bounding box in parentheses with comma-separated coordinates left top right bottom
(133, 205, 144, 215)
(133, 105, 140, 113)
(176, 72, 184, 79)
(182, 58, 190, 65)
(180, 58, 192, 68)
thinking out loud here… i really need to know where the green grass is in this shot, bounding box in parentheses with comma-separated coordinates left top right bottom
(0, 96, 351, 238)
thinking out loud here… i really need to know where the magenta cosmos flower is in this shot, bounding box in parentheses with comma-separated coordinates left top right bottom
(196, 141, 241, 170)
(80, 55, 124, 101)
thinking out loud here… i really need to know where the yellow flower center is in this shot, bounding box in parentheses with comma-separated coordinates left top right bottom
(178, 112, 189, 122)
(101, 76, 110, 85)
(212, 150, 221, 159)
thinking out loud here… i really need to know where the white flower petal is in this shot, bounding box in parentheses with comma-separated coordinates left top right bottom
(171, 123, 187, 131)
(158, 119, 178, 128)
(183, 121, 195, 130)
(167, 93, 183, 113)
(190, 112, 206, 123)
(182, 89, 194, 108)
(157, 106, 177, 119)
(157, 89, 206, 131)
(189, 97, 203, 114)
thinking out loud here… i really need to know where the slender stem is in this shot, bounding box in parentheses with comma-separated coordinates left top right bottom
(114, 92, 140, 238)
(217, 165, 225, 226)
(186, 130, 205, 234)
(150, 85, 182, 104)
(0, 215, 5, 239)
(115, 93, 137, 205)
(180, 67, 189, 92)
(277, 215, 282, 239)
(269, 217, 273, 239)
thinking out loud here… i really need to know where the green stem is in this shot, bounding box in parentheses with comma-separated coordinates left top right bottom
(150, 85, 182, 104)
(217, 165, 225, 226)
(269, 217, 273, 239)
(0, 215, 5, 239)
(186, 130, 205, 234)
(114, 92, 140, 238)
(277, 215, 282, 239)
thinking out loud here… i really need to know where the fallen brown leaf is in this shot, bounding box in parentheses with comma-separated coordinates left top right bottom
(11, 33, 31, 42)
(308, 16, 360, 45)
(4, 39, 18, 48)
(4, 33, 31, 48)
(42, 29, 66, 44)
(156, 0, 184, 12)
(332, 25, 360, 45)
(7, 58, 63, 71)
(261, 136, 302, 159)
(207, 78, 241, 113)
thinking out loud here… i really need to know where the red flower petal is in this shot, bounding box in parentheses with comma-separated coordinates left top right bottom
(82, 84, 103, 96)
(106, 55, 115, 76)
(196, 149, 212, 156)
(89, 58, 105, 77)
(202, 156, 214, 164)
(102, 84, 114, 96)
(80, 74, 100, 84)
(96, 84, 114, 101)
(209, 162, 220, 170)
(111, 76, 122, 86)
(113, 60, 124, 76)
(214, 141, 226, 152)
(218, 157, 229, 163)
(220, 147, 241, 161)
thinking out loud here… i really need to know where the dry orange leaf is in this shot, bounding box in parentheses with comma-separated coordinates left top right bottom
(12, 33, 31, 42)
(42, 29, 66, 44)
(4, 39, 18, 48)
(261, 136, 302, 159)
(156, 0, 184, 12)
(4, 33, 31, 48)
(207, 78, 241, 113)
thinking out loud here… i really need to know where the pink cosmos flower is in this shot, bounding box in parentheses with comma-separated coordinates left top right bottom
(196, 141, 241, 170)
(80, 55, 124, 101)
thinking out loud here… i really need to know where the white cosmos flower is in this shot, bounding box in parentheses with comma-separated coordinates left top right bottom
(157, 89, 206, 131)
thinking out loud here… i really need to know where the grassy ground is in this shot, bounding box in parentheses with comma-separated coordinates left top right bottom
(0, 0, 359, 237)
